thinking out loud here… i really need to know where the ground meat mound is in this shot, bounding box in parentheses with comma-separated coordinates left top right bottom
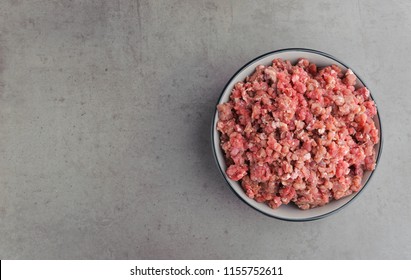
(217, 58, 379, 210)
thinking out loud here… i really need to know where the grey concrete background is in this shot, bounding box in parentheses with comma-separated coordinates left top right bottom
(0, 0, 410, 259)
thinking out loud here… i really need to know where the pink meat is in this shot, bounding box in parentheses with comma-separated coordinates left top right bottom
(217, 58, 379, 210)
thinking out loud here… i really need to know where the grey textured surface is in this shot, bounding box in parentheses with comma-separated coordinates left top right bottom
(0, 0, 410, 259)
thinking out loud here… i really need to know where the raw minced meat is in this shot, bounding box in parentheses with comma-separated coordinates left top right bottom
(217, 58, 379, 210)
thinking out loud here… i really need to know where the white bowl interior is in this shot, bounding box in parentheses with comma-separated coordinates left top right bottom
(213, 50, 381, 221)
